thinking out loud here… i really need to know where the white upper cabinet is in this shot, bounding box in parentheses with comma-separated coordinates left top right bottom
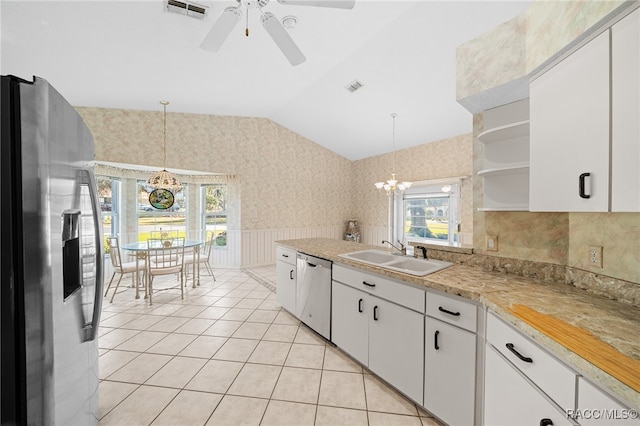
(612, 8, 640, 211)
(530, 7, 640, 212)
(530, 30, 610, 212)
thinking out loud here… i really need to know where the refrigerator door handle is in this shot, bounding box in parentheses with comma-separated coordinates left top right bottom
(78, 169, 104, 342)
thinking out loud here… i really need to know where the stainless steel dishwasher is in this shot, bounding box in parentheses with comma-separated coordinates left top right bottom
(296, 253, 332, 340)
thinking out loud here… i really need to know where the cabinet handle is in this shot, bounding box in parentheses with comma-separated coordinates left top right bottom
(438, 306, 460, 317)
(373, 306, 379, 321)
(358, 298, 363, 313)
(540, 419, 553, 426)
(434, 330, 440, 350)
(579, 172, 591, 199)
(282, 254, 289, 258)
(289, 270, 294, 280)
(506, 343, 533, 363)
(362, 281, 376, 287)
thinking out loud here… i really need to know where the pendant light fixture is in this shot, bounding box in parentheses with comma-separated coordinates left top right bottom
(147, 101, 182, 191)
(374, 113, 412, 196)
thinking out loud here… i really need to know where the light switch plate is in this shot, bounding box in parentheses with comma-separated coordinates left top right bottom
(486, 235, 498, 251)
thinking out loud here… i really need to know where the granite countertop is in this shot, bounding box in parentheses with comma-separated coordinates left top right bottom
(276, 238, 640, 409)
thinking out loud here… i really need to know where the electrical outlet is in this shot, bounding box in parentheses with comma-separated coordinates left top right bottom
(486, 235, 498, 252)
(588, 245, 603, 268)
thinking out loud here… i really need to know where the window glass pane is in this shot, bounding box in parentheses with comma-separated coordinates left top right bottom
(397, 182, 460, 245)
(97, 175, 119, 254)
(404, 195, 450, 240)
(137, 181, 188, 242)
(202, 184, 227, 247)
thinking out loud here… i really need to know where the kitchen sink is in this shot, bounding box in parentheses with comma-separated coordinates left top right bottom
(339, 249, 397, 264)
(339, 249, 452, 276)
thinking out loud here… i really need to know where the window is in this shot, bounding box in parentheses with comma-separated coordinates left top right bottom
(201, 184, 227, 247)
(137, 180, 188, 240)
(395, 182, 460, 246)
(97, 175, 120, 253)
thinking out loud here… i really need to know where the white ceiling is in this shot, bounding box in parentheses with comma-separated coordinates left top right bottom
(1, 0, 532, 160)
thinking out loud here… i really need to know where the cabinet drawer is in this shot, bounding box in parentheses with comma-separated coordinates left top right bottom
(333, 264, 425, 313)
(276, 247, 296, 266)
(487, 312, 577, 410)
(426, 291, 477, 332)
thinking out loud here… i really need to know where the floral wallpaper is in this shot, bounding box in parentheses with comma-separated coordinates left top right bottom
(77, 107, 353, 232)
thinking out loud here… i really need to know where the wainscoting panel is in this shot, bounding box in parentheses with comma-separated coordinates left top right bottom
(239, 226, 344, 267)
(359, 226, 391, 247)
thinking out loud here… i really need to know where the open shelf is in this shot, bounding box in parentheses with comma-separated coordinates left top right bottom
(478, 120, 530, 144)
(477, 164, 530, 177)
(478, 100, 530, 211)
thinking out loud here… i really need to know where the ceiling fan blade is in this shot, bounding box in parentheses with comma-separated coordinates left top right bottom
(200, 6, 242, 52)
(277, 0, 355, 9)
(261, 12, 306, 66)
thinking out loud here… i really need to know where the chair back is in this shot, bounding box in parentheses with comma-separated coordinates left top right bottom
(201, 231, 215, 260)
(147, 237, 185, 270)
(150, 230, 180, 240)
(107, 236, 123, 270)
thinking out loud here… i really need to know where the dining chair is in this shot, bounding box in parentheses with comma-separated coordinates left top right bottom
(146, 237, 185, 305)
(104, 236, 145, 303)
(184, 231, 216, 286)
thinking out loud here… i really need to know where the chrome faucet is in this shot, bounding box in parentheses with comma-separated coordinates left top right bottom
(382, 240, 406, 256)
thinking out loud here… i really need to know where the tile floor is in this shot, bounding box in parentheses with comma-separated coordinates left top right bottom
(98, 264, 443, 425)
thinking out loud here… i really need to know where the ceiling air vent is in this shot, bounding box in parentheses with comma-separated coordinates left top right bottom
(166, 0, 208, 19)
(346, 80, 364, 93)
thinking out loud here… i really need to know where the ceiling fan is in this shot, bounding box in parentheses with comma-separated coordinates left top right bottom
(200, 0, 355, 66)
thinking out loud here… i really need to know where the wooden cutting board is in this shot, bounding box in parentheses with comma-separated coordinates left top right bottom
(510, 304, 640, 392)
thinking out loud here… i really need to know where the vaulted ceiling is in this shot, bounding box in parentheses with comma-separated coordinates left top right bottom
(1, 1, 532, 160)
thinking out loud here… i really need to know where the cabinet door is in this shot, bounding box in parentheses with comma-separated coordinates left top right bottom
(276, 260, 296, 314)
(611, 8, 640, 212)
(530, 30, 610, 212)
(484, 346, 573, 426)
(331, 281, 368, 365)
(425, 318, 476, 426)
(577, 377, 637, 425)
(368, 296, 424, 403)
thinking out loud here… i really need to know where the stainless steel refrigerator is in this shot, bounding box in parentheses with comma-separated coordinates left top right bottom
(1, 75, 104, 425)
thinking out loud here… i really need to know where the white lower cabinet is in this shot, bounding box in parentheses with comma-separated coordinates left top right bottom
(331, 265, 425, 403)
(577, 377, 637, 426)
(484, 345, 574, 426)
(275, 247, 296, 313)
(368, 295, 424, 403)
(331, 280, 368, 364)
(424, 317, 476, 426)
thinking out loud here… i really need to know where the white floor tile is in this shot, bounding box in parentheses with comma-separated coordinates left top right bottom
(98, 266, 442, 426)
(205, 395, 268, 426)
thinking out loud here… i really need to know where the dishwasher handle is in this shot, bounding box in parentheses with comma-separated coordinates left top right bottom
(307, 262, 317, 268)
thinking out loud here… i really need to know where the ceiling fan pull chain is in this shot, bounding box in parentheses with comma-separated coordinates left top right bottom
(245, 7, 249, 36)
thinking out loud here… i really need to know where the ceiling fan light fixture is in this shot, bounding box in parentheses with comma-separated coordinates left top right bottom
(281, 15, 298, 29)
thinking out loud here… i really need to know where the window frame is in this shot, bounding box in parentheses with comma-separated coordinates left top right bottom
(201, 184, 227, 247)
(393, 179, 461, 246)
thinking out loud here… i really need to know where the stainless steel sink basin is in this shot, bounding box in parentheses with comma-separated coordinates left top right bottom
(338, 249, 452, 276)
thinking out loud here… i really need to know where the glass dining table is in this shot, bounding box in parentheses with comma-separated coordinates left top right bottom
(121, 239, 205, 299)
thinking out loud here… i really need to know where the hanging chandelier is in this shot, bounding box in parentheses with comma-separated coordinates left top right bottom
(147, 101, 182, 191)
(374, 113, 412, 196)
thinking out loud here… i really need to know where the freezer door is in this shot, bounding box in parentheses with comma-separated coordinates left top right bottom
(18, 76, 103, 425)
